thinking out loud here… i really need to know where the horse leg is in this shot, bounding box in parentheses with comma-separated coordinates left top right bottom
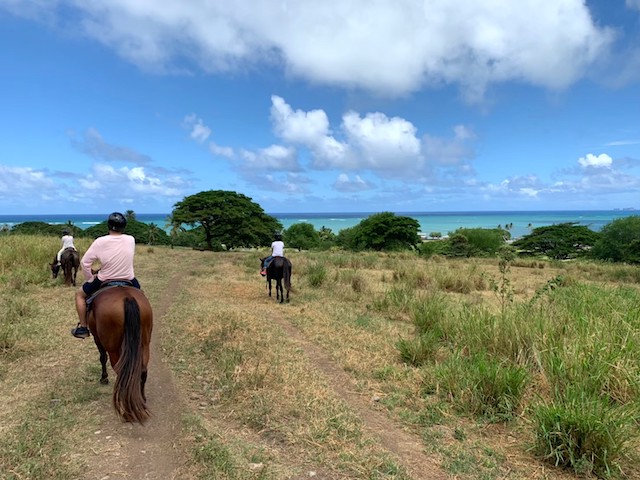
(141, 370, 148, 402)
(276, 279, 283, 303)
(267, 279, 272, 297)
(95, 341, 109, 385)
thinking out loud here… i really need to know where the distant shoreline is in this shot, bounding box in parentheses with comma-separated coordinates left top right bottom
(0, 210, 637, 240)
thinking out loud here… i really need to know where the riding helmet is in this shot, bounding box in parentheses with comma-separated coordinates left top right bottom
(107, 212, 127, 232)
(274, 231, 282, 240)
(62, 228, 70, 235)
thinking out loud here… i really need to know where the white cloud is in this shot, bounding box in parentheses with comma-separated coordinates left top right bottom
(333, 173, 374, 192)
(342, 112, 422, 173)
(578, 153, 613, 168)
(183, 114, 211, 143)
(270, 95, 331, 144)
(0, 165, 55, 198)
(627, 0, 640, 11)
(239, 145, 300, 171)
(80, 163, 181, 196)
(209, 141, 234, 158)
(1, 0, 614, 98)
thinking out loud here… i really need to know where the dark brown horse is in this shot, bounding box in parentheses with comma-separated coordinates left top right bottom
(51, 248, 80, 286)
(260, 256, 292, 303)
(87, 285, 153, 424)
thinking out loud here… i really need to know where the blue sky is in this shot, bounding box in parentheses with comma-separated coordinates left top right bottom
(1, 0, 639, 215)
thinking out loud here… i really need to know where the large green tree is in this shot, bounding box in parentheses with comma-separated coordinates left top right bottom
(171, 190, 281, 250)
(512, 223, 599, 259)
(337, 212, 420, 251)
(285, 223, 321, 251)
(591, 216, 640, 264)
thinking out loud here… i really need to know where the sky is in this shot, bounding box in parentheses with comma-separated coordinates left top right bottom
(0, 0, 639, 215)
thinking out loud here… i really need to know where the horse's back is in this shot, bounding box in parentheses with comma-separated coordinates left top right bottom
(90, 287, 153, 351)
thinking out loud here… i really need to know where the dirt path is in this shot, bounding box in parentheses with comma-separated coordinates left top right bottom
(82, 255, 446, 479)
(272, 317, 447, 480)
(83, 269, 189, 480)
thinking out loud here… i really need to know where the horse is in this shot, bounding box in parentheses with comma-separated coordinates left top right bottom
(260, 256, 292, 303)
(87, 284, 153, 424)
(51, 248, 80, 286)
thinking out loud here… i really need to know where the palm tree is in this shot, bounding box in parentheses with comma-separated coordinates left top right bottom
(125, 210, 136, 221)
(164, 214, 185, 249)
(147, 223, 160, 245)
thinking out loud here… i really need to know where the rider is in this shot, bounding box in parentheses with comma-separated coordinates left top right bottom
(56, 228, 76, 267)
(261, 231, 285, 276)
(71, 212, 141, 339)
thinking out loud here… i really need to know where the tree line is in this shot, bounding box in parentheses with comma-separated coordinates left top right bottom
(3, 190, 640, 264)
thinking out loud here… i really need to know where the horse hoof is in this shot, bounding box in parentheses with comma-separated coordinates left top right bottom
(100, 378, 109, 385)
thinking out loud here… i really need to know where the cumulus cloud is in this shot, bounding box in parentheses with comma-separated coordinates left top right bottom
(0, 0, 614, 98)
(333, 173, 374, 192)
(239, 145, 300, 171)
(79, 163, 182, 196)
(209, 141, 234, 158)
(70, 128, 151, 165)
(183, 114, 212, 143)
(0, 165, 55, 199)
(578, 153, 613, 168)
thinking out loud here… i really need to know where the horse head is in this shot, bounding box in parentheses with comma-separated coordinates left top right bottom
(51, 257, 60, 279)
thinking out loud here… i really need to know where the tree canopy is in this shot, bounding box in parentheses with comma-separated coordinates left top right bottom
(171, 190, 281, 250)
(285, 223, 321, 251)
(590, 215, 640, 264)
(337, 212, 420, 251)
(512, 223, 599, 259)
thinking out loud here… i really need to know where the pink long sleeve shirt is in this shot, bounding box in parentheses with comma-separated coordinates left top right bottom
(81, 233, 136, 283)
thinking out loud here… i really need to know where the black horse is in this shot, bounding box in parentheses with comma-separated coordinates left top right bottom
(260, 256, 292, 303)
(51, 248, 80, 286)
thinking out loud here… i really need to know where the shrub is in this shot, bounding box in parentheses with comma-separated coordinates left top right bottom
(532, 388, 638, 477)
(591, 215, 640, 264)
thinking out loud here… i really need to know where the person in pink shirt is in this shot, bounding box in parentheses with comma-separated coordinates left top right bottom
(71, 212, 141, 339)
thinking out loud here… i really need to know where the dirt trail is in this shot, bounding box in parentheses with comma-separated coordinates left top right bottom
(83, 270, 188, 480)
(82, 256, 447, 479)
(272, 317, 447, 480)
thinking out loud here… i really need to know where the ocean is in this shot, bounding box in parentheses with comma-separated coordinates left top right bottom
(0, 210, 637, 239)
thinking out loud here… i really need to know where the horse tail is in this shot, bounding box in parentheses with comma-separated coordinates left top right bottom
(113, 297, 150, 424)
(284, 260, 291, 291)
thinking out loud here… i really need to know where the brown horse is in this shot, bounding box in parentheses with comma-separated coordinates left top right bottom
(51, 248, 80, 286)
(88, 284, 153, 424)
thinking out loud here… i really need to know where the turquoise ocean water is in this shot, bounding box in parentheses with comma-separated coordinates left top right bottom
(0, 210, 637, 239)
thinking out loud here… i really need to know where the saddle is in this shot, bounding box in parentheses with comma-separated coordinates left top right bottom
(86, 280, 135, 309)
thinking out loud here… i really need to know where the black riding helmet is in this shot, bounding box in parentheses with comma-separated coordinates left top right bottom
(274, 231, 282, 241)
(62, 228, 70, 235)
(107, 212, 127, 232)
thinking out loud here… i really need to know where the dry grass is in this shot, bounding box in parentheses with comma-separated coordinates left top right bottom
(2, 240, 639, 479)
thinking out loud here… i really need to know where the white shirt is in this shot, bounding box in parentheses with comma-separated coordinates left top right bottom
(61, 235, 75, 249)
(271, 240, 284, 257)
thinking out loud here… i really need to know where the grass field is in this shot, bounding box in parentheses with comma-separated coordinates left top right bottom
(1, 236, 639, 479)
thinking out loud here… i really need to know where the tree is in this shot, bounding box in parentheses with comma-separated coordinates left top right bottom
(285, 223, 321, 251)
(84, 218, 170, 245)
(170, 190, 282, 250)
(591, 216, 640, 264)
(125, 210, 136, 221)
(337, 212, 420, 251)
(512, 223, 599, 260)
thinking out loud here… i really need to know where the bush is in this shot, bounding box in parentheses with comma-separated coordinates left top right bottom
(533, 388, 638, 477)
(337, 212, 420, 251)
(591, 215, 640, 264)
